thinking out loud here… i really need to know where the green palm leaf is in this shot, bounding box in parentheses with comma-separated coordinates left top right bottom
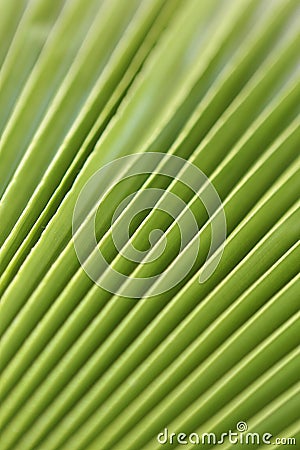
(0, 0, 299, 449)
